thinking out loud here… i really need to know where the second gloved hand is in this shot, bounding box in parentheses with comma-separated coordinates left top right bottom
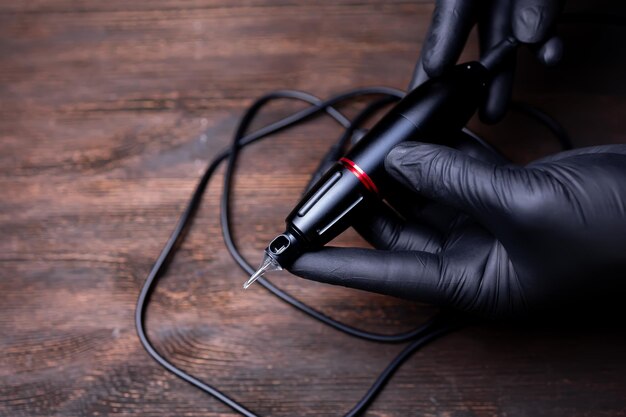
(410, 0, 564, 123)
(289, 142, 626, 319)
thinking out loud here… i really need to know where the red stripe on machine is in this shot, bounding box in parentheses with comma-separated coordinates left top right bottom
(339, 157, 379, 196)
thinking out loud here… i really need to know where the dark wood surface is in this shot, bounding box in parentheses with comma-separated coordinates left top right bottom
(1, 1, 625, 416)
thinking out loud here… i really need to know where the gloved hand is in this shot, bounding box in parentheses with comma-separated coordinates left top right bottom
(289, 142, 626, 319)
(410, 0, 564, 123)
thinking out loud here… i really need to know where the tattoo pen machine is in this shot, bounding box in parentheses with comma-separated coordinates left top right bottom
(244, 38, 518, 289)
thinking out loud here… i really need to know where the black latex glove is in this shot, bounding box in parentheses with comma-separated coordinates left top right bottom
(289, 142, 626, 318)
(410, 0, 564, 123)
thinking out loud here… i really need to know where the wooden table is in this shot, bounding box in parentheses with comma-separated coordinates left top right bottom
(1, 1, 625, 416)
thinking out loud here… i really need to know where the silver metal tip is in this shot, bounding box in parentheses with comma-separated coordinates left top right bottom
(243, 266, 266, 289)
(243, 254, 282, 289)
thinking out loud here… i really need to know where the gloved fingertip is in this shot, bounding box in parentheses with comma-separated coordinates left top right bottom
(536, 36, 563, 67)
(388, 141, 419, 154)
(384, 142, 420, 168)
(288, 252, 323, 278)
(512, 4, 548, 43)
(421, 0, 477, 77)
(384, 142, 433, 191)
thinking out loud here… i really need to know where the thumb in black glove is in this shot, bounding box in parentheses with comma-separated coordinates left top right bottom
(289, 142, 626, 319)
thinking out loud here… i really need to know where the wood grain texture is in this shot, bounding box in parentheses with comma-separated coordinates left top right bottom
(1, 1, 625, 416)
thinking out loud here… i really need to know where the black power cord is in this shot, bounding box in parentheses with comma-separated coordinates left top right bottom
(135, 86, 569, 416)
(136, 87, 464, 417)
